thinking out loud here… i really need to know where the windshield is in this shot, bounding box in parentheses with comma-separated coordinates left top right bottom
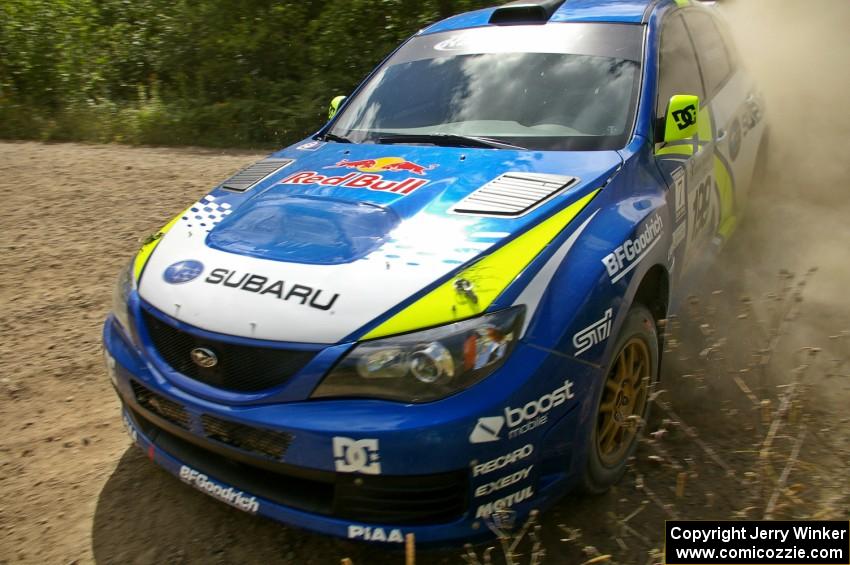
(329, 23, 644, 151)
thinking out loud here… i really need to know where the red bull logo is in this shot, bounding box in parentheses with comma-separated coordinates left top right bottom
(278, 157, 437, 195)
(329, 157, 437, 176)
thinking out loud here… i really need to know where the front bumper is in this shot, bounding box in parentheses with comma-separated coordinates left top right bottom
(104, 307, 596, 545)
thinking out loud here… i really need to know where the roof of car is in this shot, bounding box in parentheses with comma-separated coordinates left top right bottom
(422, 0, 673, 35)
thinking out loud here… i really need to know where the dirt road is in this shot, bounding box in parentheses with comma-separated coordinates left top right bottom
(1, 2, 849, 564)
(0, 135, 846, 564)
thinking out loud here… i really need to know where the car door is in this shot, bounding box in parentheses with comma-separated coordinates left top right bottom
(654, 11, 714, 275)
(684, 10, 765, 215)
(681, 9, 740, 247)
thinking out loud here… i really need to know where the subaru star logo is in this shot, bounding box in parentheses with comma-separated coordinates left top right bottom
(190, 347, 218, 368)
(163, 260, 204, 284)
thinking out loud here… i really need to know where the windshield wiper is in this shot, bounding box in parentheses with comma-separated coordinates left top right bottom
(322, 132, 353, 143)
(378, 133, 526, 151)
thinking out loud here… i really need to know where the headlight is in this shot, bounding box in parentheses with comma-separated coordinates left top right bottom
(111, 261, 135, 334)
(311, 306, 524, 403)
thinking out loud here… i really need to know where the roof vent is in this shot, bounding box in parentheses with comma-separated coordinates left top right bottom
(221, 158, 294, 193)
(451, 172, 579, 217)
(489, 0, 567, 24)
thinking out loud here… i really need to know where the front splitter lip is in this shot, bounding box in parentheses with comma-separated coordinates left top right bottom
(103, 315, 582, 544)
(120, 407, 492, 546)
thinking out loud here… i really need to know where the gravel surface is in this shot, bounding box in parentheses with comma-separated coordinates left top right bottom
(0, 133, 847, 564)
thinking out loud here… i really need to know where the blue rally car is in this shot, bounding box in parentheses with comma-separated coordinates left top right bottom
(104, 0, 766, 545)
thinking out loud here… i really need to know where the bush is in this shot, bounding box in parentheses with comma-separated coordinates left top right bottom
(0, 0, 494, 148)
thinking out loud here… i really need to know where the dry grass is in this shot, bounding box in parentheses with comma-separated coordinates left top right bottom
(434, 268, 849, 565)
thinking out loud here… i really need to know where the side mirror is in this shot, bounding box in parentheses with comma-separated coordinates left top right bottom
(663, 94, 700, 143)
(328, 95, 347, 120)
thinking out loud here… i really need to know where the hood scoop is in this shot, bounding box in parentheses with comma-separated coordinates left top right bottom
(221, 158, 294, 193)
(207, 195, 400, 265)
(451, 172, 579, 217)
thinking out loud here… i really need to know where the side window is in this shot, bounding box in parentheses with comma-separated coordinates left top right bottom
(656, 14, 705, 122)
(683, 12, 734, 98)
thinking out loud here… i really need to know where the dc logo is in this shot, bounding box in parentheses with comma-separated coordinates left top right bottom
(163, 260, 204, 284)
(333, 437, 381, 475)
(672, 104, 697, 130)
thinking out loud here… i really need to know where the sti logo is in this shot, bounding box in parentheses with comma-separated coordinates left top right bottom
(573, 308, 614, 356)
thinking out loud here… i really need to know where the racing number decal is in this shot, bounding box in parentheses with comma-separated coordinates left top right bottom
(658, 104, 737, 271)
(684, 150, 722, 260)
(691, 175, 712, 237)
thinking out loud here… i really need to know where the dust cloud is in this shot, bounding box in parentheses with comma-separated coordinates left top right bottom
(647, 0, 850, 536)
(718, 0, 850, 299)
(662, 0, 850, 524)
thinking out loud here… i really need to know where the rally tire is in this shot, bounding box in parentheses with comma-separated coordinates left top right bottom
(581, 304, 658, 494)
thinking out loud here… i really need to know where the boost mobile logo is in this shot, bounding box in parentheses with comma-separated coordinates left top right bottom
(469, 380, 575, 443)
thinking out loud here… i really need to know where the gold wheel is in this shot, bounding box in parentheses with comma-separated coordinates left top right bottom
(596, 337, 650, 467)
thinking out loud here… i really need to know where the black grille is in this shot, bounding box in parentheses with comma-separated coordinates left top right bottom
(201, 414, 293, 460)
(334, 471, 468, 524)
(126, 406, 469, 525)
(141, 308, 315, 392)
(131, 381, 190, 429)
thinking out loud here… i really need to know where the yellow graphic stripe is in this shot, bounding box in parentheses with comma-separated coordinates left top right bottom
(714, 155, 737, 238)
(701, 107, 737, 239)
(363, 190, 600, 340)
(655, 144, 694, 157)
(674, 0, 690, 7)
(132, 210, 185, 283)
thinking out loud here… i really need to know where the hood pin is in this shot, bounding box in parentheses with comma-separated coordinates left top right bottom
(454, 278, 478, 304)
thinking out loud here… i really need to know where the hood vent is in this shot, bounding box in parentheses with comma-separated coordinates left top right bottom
(221, 158, 294, 193)
(451, 173, 579, 217)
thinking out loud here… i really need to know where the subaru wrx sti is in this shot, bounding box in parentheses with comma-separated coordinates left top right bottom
(104, 0, 766, 545)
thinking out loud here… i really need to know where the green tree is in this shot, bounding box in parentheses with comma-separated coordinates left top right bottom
(0, 0, 494, 147)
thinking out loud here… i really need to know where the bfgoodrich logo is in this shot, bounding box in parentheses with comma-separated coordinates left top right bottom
(179, 465, 259, 514)
(469, 380, 575, 443)
(602, 215, 663, 283)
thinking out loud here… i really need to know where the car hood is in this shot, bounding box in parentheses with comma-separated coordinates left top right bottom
(138, 142, 621, 344)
